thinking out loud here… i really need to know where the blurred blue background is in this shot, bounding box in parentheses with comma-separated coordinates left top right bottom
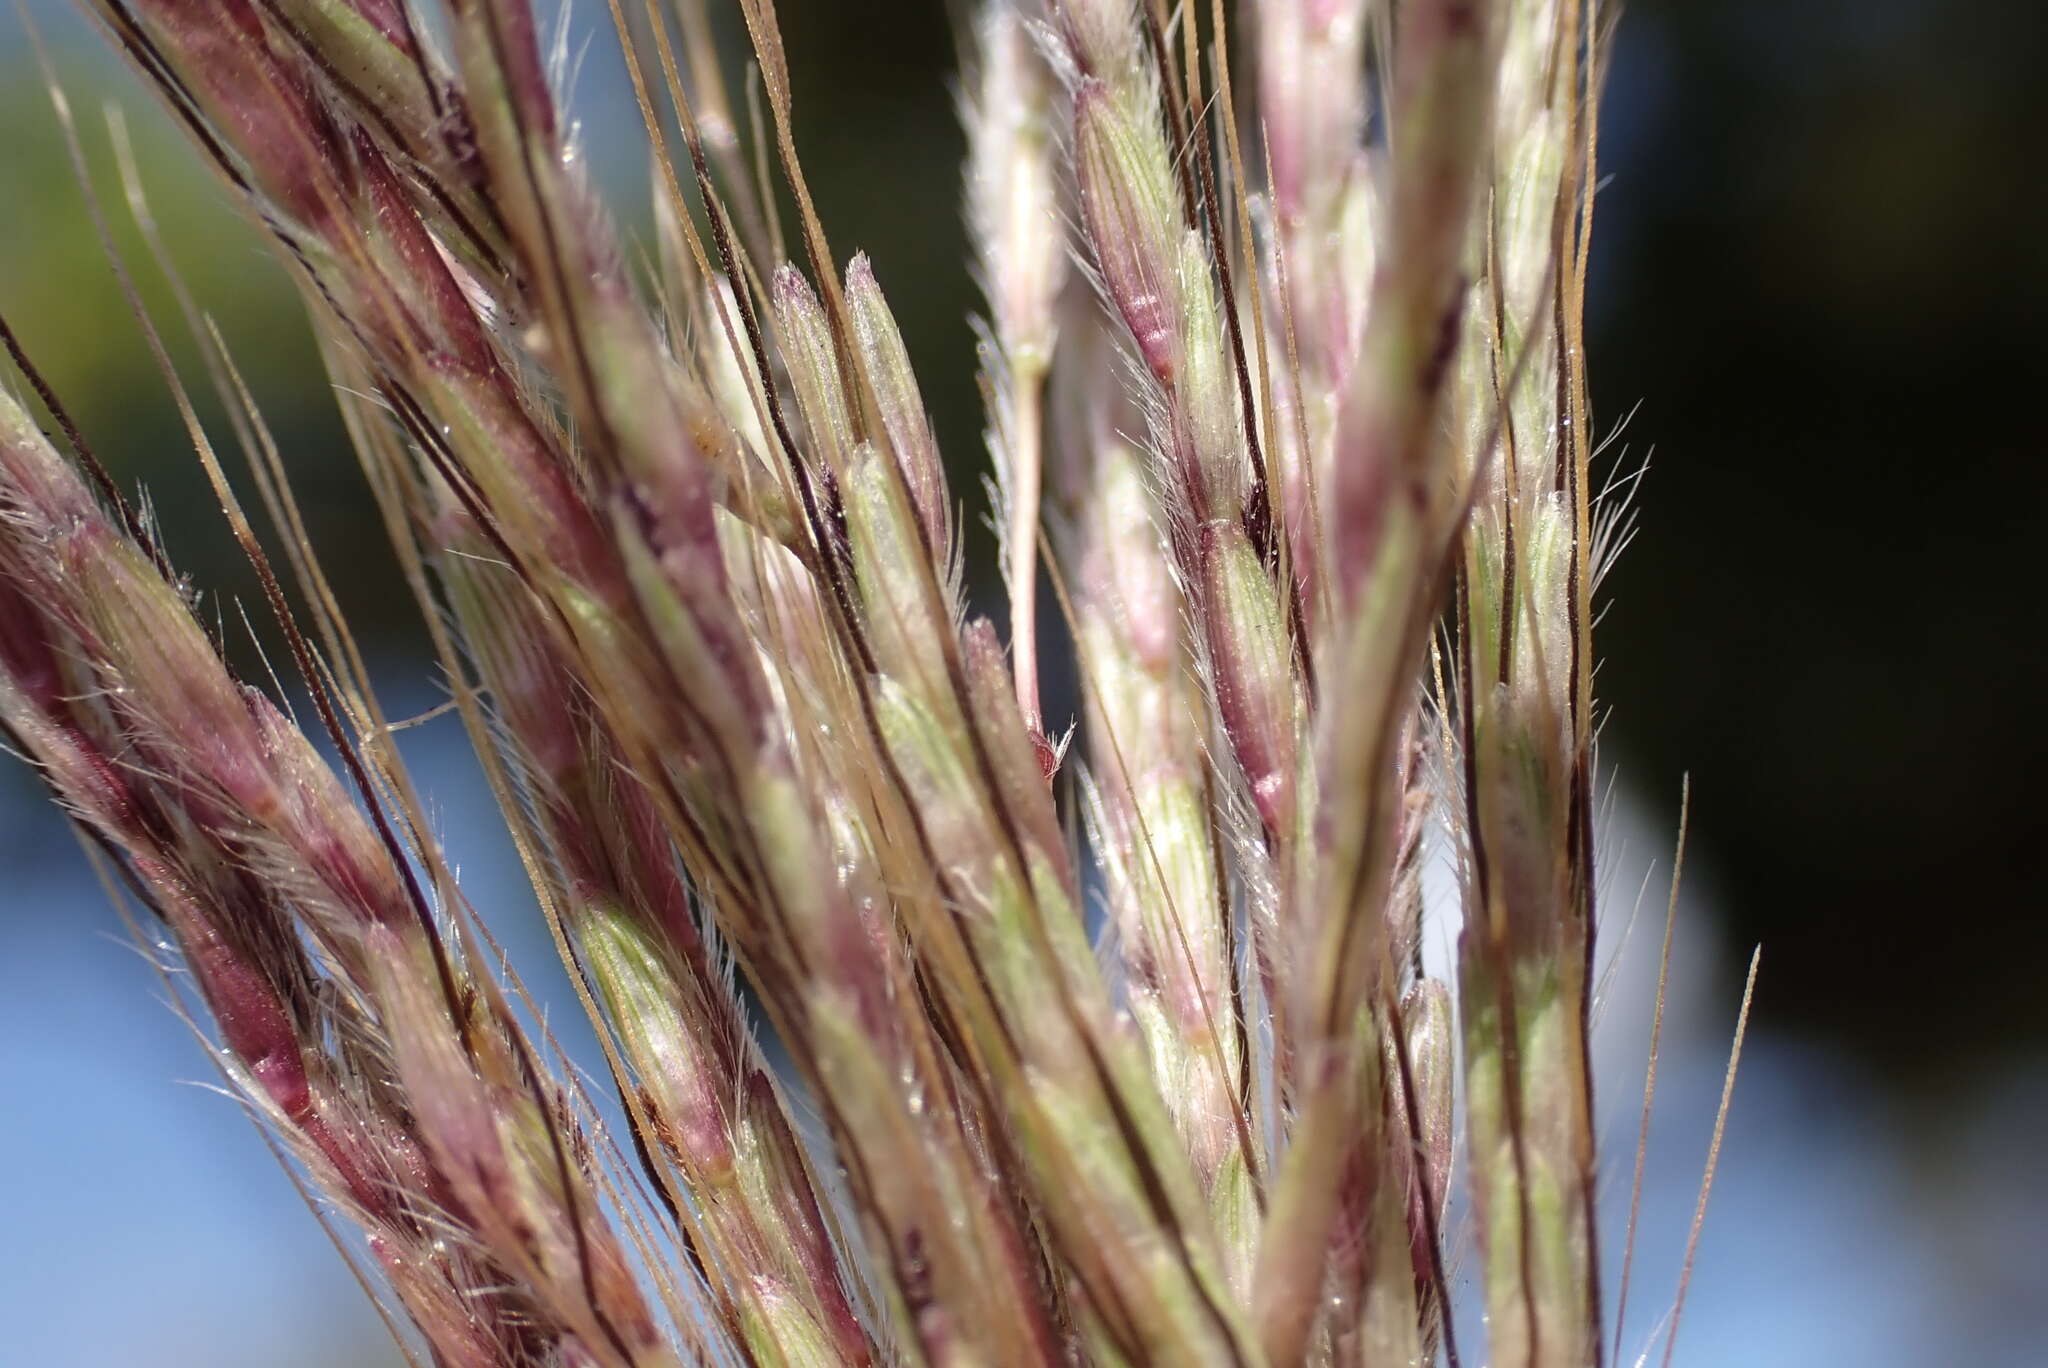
(3, 1, 2043, 1363)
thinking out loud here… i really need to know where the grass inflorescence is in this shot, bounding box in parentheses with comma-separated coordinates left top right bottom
(0, 0, 1711, 1364)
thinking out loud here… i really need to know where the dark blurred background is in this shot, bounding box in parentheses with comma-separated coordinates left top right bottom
(2, 0, 2043, 1362)
(1588, 1, 2047, 1073)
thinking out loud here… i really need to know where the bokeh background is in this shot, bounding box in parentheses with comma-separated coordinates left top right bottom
(3, 1, 2043, 1363)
